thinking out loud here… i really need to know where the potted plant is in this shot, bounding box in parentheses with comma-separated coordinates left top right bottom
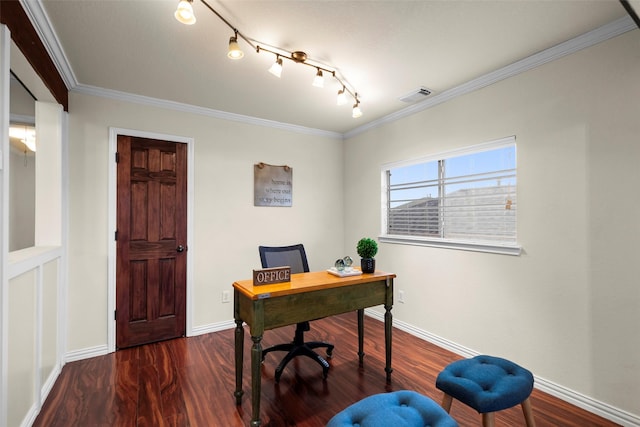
(356, 237, 378, 273)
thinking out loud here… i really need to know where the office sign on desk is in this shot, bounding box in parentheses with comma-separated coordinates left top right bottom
(254, 162, 292, 207)
(253, 266, 291, 286)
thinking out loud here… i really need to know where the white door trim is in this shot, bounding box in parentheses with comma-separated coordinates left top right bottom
(107, 127, 195, 352)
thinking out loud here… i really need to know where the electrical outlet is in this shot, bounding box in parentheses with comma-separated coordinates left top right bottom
(398, 290, 405, 303)
(222, 290, 231, 303)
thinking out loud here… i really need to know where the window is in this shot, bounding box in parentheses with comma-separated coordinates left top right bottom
(381, 136, 519, 255)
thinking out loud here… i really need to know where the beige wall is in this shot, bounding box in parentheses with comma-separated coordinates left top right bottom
(66, 92, 345, 351)
(344, 30, 640, 418)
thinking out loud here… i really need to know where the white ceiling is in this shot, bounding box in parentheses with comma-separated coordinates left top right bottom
(34, 0, 633, 135)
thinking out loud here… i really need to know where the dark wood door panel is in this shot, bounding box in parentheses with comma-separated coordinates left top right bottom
(116, 135, 187, 349)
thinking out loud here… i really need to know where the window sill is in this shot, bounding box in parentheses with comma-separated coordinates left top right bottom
(379, 235, 521, 256)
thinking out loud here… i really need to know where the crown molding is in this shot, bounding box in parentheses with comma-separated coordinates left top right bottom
(3, 0, 68, 109)
(21, 0, 342, 139)
(71, 83, 344, 140)
(20, 0, 636, 140)
(19, 0, 77, 89)
(344, 15, 637, 139)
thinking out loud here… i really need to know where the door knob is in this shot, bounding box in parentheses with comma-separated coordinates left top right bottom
(177, 245, 185, 252)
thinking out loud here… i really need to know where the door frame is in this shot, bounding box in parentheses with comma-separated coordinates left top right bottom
(107, 127, 194, 352)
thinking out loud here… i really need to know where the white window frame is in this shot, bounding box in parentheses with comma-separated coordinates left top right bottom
(380, 136, 521, 256)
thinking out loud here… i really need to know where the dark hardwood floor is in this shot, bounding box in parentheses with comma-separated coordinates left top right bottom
(34, 313, 619, 426)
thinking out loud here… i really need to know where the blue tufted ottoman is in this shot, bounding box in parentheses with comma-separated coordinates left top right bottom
(326, 390, 458, 427)
(436, 355, 536, 427)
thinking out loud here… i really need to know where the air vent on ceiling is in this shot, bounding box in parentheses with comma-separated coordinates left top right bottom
(399, 87, 432, 103)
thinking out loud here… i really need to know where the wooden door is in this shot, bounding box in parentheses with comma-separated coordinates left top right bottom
(116, 135, 187, 349)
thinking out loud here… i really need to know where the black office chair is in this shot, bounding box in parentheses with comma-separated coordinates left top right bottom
(258, 244, 334, 382)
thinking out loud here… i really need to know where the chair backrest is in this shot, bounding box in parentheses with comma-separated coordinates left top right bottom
(259, 244, 309, 274)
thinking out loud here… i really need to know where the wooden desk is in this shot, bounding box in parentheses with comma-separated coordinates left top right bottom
(233, 270, 395, 427)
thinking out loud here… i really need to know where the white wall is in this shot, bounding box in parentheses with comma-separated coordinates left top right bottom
(66, 92, 345, 352)
(344, 30, 640, 421)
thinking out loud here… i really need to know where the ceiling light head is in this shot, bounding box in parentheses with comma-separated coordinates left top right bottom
(228, 34, 244, 59)
(174, 0, 196, 25)
(312, 69, 324, 88)
(268, 56, 283, 78)
(337, 87, 347, 106)
(352, 100, 362, 118)
(24, 135, 37, 152)
(9, 125, 36, 151)
(170, 4, 362, 115)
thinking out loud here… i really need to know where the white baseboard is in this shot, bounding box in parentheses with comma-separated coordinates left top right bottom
(190, 319, 236, 336)
(64, 344, 110, 363)
(59, 313, 640, 426)
(21, 402, 39, 427)
(364, 309, 640, 427)
(19, 364, 63, 427)
(63, 322, 236, 365)
(534, 377, 640, 427)
(40, 363, 62, 402)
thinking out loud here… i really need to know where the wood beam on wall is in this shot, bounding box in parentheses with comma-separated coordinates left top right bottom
(0, 0, 68, 111)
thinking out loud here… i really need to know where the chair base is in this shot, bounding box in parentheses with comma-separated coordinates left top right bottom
(262, 321, 334, 382)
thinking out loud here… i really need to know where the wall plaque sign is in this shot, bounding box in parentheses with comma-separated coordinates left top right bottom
(254, 162, 292, 207)
(253, 266, 291, 286)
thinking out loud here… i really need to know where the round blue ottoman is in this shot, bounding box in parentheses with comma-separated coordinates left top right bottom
(326, 390, 458, 427)
(435, 355, 536, 427)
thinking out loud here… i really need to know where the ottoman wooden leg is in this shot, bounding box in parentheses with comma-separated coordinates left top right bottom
(482, 412, 496, 427)
(436, 355, 535, 427)
(441, 393, 453, 412)
(521, 397, 536, 427)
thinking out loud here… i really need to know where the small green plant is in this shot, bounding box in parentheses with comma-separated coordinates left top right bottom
(356, 237, 378, 259)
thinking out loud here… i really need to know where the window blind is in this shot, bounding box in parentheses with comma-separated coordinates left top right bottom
(385, 140, 517, 246)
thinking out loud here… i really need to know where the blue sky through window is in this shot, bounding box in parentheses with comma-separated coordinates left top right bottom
(389, 145, 516, 208)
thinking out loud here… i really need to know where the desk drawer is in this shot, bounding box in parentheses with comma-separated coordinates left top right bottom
(258, 279, 389, 330)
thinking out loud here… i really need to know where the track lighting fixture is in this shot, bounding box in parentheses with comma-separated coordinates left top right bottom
(9, 125, 36, 152)
(337, 87, 347, 106)
(227, 32, 244, 59)
(174, 0, 362, 118)
(269, 56, 283, 78)
(352, 97, 363, 118)
(174, 0, 196, 25)
(312, 69, 324, 88)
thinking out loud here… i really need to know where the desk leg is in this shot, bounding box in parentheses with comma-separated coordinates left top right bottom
(384, 303, 393, 382)
(357, 309, 365, 366)
(234, 319, 244, 405)
(250, 334, 263, 427)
